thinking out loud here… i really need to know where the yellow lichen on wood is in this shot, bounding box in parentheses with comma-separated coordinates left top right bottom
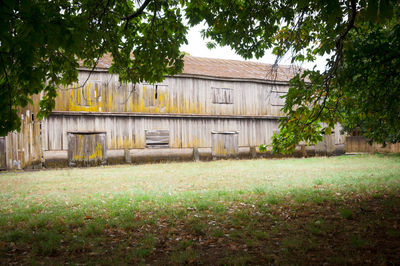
(213, 141, 227, 155)
(55, 81, 208, 115)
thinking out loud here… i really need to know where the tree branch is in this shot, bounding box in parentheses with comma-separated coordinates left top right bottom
(306, 0, 357, 126)
(123, 0, 152, 21)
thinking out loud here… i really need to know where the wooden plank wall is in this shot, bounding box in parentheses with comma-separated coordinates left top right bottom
(2, 69, 347, 169)
(43, 114, 279, 150)
(68, 133, 107, 166)
(53, 71, 288, 117)
(145, 130, 170, 148)
(0, 137, 6, 169)
(346, 136, 400, 153)
(5, 94, 42, 169)
(211, 132, 239, 157)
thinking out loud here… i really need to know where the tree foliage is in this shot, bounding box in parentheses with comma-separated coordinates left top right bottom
(185, 0, 400, 153)
(0, 0, 187, 135)
(2, 0, 399, 153)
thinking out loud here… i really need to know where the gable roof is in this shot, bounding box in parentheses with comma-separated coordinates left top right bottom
(89, 54, 300, 83)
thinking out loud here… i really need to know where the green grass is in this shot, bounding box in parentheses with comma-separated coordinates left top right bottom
(0, 154, 400, 264)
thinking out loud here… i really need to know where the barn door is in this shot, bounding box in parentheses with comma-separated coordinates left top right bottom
(0, 137, 6, 170)
(211, 131, 239, 158)
(68, 132, 107, 167)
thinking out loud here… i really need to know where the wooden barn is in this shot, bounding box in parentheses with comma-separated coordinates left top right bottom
(0, 55, 345, 170)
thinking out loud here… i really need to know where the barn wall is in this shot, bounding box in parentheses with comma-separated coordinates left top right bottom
(1, 69, 347, 169)
(4, 94, 42, 169)
(43, 114, 280, 150)
(53, 71, 288, 117)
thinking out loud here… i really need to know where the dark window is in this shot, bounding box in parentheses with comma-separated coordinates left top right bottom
(212, 87, 233, 104)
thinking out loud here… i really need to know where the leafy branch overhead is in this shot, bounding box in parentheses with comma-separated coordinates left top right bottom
(185, 0, 400, 153)
(0, 0, 187, 135)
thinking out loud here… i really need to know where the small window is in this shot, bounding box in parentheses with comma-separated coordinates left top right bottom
(212, 87, 233, 104)
(145, 130, 169, 148)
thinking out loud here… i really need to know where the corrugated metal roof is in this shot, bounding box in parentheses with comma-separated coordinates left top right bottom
(90, 54, 300, 82)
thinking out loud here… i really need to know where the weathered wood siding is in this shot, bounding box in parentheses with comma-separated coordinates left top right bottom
(145, 130, 170, 148)
(53, 71, 288, 117)
(4, 94, 42, 169)
(0, 137, 6, 169)
(68, 132, 107, 166)
(43, 114, 279, 150)
(211, 131, 239, 157)
(3, 68, 347, 169)
(346, 136, 400, 153)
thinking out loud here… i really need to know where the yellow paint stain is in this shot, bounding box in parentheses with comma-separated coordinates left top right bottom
(56, 81, 209, 115)
(134, 137, 145, 148)
(86, 82, 91, 105)
(77, 86, 80, 104)
(110, 136, 117, 150)
(213, 141, 227, 155)
(173, 137, 182, 148)
(192, 138, 201, 148)
(140, 98, 145, 112)
(64, 83, 103, 112)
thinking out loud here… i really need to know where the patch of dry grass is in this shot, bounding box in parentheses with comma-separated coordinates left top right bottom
(0, 154, 399, 264)
(0, 154, 398, 199)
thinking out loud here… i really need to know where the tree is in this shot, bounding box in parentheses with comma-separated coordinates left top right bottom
(185, 0, 400, 153)
(0, 0, 187, 135)
(2, 0, 399, 153)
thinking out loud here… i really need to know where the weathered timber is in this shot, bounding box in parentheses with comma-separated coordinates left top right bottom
(49, 111, 281, 120)
(2, 56, 347, 169)
(346, 136, 400, 153)
(3, 94, 42, 169)
(0, 137, 6, 170)
(211, 131, 239, 158)
(145, 129, 170, 148)
(43, 115, 280, 150)
(53, 72, 289, 117)
(193, 147, 200, 161)
(67, 132, 107, 167)
(250, 146, 257, 158)
(124, 149, 131, 163)
(315, 135, 335, 156)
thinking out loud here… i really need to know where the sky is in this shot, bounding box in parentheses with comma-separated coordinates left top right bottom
(181, 24, 329, 72)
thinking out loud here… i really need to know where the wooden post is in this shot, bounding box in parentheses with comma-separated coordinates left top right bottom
(124, 149, 131, 163)
(193, 147, 200, 161)
(301, 144, 307, 157)
(250, 146, 257, 158)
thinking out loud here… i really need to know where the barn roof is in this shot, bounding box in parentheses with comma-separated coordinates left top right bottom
(90, 54, 300, 83)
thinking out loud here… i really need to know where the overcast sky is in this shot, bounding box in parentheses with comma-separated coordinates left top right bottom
(181, 24, 329, 72)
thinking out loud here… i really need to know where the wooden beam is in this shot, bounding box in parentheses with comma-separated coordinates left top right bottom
(49, 111, 281, 120)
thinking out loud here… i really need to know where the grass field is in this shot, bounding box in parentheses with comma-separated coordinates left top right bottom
(1, 154, 400, 264)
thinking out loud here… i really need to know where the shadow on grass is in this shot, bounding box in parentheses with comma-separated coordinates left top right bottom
(1, 178, 400, 264)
